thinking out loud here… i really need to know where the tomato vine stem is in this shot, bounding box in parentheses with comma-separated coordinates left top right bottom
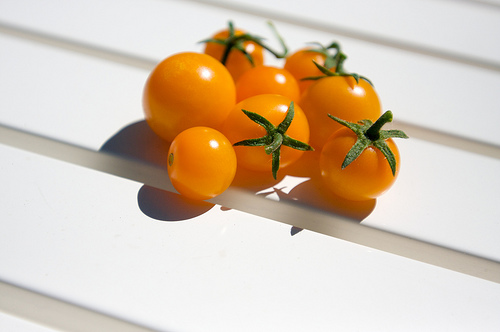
(327, 111, 408, 176)
(200, 20, 288, 66)
(233, 102, 314, 179)
(304, 41, 341, 69)
(365, 111, 392, 141)
(301, 46, 373, 86)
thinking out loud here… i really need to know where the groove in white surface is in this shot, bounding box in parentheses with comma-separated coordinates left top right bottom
(0, 282, 158, 332)
(393, 120, 500, 160)
(184, 0, 500, 72)
(1, 1, 500, 275)
(2, 142, 500, 332)
(1, 0, 500, 330)
(2, 22, 500, 157)
(0, 311, 58, 332)
(1, 124, 499, 284)
(0, 22, 157, 71)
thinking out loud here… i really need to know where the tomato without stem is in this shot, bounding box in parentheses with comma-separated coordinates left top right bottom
(235, 66, 300, 103)
(167, 127, 237, 201)
(143, 52, 235, 142)
(221, 94, 311, 177)
(300, 75, 381, 150)
(204, 28, 264, 82)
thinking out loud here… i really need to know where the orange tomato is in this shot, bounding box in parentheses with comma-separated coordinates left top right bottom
(320, 127, 401, 201)
(204, 28, 264, 82)
(143, 52, 236, 142)
(235, 66, 300, 103)
(167, 127, 237, 200)
(284, 47, 327, 94)
(221, 94, 310, 176)
(300, 76, 381, 150)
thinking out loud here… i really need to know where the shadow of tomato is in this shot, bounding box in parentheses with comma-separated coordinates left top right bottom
(227, 149, 375, 234)
(137, 185, 214, 221)
(100, 120, 375, 226)
(100, 120, 215, 221)
(243, 150, 376, 222)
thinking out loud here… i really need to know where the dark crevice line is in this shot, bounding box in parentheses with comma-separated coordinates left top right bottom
(181, 0, 500, 72)
(0, 22, 158, 71)
(444, 0, 500, 10)
(394, 120, 500, 160)
(0, 281, 160, 332)
(2, 20, 500, 159)
(1, 123, 499, 283)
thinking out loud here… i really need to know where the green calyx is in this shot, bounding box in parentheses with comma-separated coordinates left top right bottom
(302, 49, 373, 86)
(304, 41, 341, 70)
(328, 111, 409, 176)
(200, 20, 288, 66)
(233, 102, 314, 179)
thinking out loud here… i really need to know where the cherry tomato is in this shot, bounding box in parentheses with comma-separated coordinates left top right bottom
(204, 28, 264, 82)
(320, 127, 400, 201)
(235, 66, 300, 103)
(221, 94, 310, 175)
(284, 47, 327, 94)
(300, 76, 381, 150)
(143, 52, 236, 142)
(167, 127, 237, 200)
(319, 111, 407, 201)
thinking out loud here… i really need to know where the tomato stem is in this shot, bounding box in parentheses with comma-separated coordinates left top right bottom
(264, 21, 288, 59)
(365, 110, 393, 141)
(201, 20, 289, 67)
(327, 111, 408, 176)
(334, 52, 347, 74)
(305, 41, 341, 69)
(234, 102, 314, 179)
(301, 47, 373, 86)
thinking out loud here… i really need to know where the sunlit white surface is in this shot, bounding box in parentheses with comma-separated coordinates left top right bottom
(1, 0, 500, 330)
(1, 144, 500, 331)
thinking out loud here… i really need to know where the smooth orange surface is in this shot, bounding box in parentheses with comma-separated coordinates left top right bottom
(221, 94, 310, 174)
(284, 47, 327, 94)
(167, 127, 237, 200)
(204, 28, 264, 82)
(299, 76, 381, 150)
(235, 66, 300, 103)
(143, 52, 236, 142)
(320, 127, 400, 201)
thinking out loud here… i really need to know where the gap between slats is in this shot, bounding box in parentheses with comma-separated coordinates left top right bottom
(184, 0, 500, 72)
(1, 123, 499, 284)
(1, 21, 499, 161)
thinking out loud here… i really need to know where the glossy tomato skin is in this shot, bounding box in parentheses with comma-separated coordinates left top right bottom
(284, 48, 326, 94)
(299, 76, 381, 150)
(320, 127, 400, 201)
(204, 29, 264, 82)
(221, 94, 310, 173)
(235, 66, 300, 103)
(167, 127, 237, 200)
(143, 52, 235, 142)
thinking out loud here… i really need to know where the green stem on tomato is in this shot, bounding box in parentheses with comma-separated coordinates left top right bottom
(262, 21, 288, 59)
(333, 51, 347, 74)
(200, 20, 289, 67)
(365, 110, 393, 141)
(327, 111, 409, 176)
(304, 41, 341, 69)
(301, 47, 373, 86)
(233, 102, 314, 179)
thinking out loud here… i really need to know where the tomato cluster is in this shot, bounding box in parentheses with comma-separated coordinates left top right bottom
(142, 21, 408, 202)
